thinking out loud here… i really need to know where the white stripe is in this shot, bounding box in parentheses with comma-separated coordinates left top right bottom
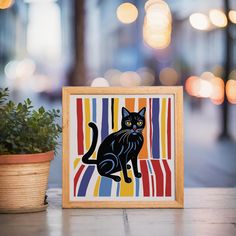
(159, 159, 166, 196)
(95, 97, 102, 153)
(159, 98, 162, 159)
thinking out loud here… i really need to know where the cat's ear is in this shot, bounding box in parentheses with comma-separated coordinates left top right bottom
(122, 107, 130, 118)
(138, 107, 146, 117)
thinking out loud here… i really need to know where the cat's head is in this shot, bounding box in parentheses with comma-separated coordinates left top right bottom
(121, 107, 146, 136)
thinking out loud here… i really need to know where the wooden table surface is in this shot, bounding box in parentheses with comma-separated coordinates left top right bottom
(0, 188, 236, 236)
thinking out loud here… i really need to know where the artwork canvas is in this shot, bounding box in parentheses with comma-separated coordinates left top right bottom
(62, 87, 183, 208)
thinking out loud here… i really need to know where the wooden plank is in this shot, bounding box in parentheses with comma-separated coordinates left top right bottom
(0, 188, 236, 236)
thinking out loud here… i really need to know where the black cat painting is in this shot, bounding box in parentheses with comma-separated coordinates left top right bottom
(82, 107, 146, 183)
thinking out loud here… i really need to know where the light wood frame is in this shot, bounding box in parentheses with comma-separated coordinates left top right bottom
(62, 86, 184, 208)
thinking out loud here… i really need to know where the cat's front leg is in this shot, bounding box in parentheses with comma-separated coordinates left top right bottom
(131, 156, 142, 178)
(120, 157, 132, 183)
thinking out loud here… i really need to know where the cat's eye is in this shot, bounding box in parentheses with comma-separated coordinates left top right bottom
(137, 121, 143, 126)
(125, 121, 132, 127)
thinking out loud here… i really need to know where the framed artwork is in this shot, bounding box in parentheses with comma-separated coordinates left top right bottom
(62, 87, 183, 208)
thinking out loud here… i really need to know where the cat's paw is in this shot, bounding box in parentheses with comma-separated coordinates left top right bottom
(135, 172, 142, 178)
(125, 177, 132, 183)
(113, 176, 121, 182)
(127, 164, 131, 169)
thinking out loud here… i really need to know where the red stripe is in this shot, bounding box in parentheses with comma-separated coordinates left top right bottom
(149, 98, 153, 157)
(163, 160, 171, 196)
(167, 98, 171, 159)
(151, 160, 164, 196)
(77, 98, 84, 155)
(73, 164, 85, 196)
(140, 160, 150, 197)
(151, 175, 155, 197)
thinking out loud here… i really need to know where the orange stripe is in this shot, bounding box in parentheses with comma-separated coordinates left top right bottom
(125, 98, 135, 112)
(138, 98, 148, 159)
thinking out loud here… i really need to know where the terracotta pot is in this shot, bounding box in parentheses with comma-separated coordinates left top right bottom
(0, 151, 54, 213)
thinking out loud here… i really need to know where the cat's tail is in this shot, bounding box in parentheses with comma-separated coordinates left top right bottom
(82, 122, 98, 164)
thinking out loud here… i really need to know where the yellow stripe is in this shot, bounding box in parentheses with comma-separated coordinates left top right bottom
(84, 98, 91, 151)
(113, 98, 119, 131)
(120, 170, 134, 196)
(138, 98, 148, 159)
(161, 98, 167, 159)
(94, 175, 101, 196)
(73, 158, 81, 169)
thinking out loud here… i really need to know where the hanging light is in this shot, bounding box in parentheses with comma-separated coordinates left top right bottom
(189, 13, 210, 31)
(116, 2, 138, 24)
(143, 0, 172, 49)
(209, 9, 227, 28)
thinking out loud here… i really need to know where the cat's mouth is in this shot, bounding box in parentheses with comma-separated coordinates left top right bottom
(131, 129, 142, 135)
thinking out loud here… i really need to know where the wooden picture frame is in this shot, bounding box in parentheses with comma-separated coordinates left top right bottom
(62, 87, 183, 208)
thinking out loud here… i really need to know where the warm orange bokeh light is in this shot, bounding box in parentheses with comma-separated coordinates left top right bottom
(209, 9, 227, 28)
(116, 3, 138, 24)
(186, 74, 225, 105)
(159, 67, 178, 85)
(226, 79, 236, 104)
(185, 76, 200, 96)
(229, 10, 236, 24)
(0, 0, 14, 9)
(210, 77, 225, 105)
(143, 0, 171, 49)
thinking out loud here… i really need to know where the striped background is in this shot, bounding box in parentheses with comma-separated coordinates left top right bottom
(71, 96, 175, 199)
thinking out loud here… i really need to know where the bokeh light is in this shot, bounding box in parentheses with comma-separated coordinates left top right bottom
(189, 13, 210, 30)
(4, 59, 36, 80)
(229, 10, 236, 24)
(212, 65, 224, 78)
(91, 77, 110, 87)
(0, 0, 14, 9)
(200, 71, 215, 81)
(120, 71, 141, 87)
(116, 3, 138, 24)
(210, 77, 224, 105)
(137, 67, 155, 86)
(226, 80, 236, 104)
(198, 79, 212, 98)
(209, 9, 227, 28)
(185, 76, 201, 97)
(31, 74, 52, 93)
(159, 67, 178, 85)
(143, 0, 172, 49)
(228, 69, 236, 81)
(104, 69, 121, 86)
(186, 73, 224, 104)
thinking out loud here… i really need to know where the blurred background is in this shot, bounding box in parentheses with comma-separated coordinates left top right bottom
(0, 0, 236, 188)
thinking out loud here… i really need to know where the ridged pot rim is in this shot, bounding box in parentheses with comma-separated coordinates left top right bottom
(0, 151, 54, 164)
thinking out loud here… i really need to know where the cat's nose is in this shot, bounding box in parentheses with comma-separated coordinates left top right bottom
(133, 125, 137, 131)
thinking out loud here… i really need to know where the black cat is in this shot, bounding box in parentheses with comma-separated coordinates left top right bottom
(82, 107, 146, 183)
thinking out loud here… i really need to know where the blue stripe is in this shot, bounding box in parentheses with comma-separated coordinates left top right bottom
(116, 182, 120, 196)
(135, 177, 139, 197)
(92, 98, 96, 122)
(77, 166, 95, 196)
(99, 176, 112, 196)
(101, 98, 109, 141)
(152, 98, 160, 158)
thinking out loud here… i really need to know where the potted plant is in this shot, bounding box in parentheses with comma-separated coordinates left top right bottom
(0, 88, 61, 213)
